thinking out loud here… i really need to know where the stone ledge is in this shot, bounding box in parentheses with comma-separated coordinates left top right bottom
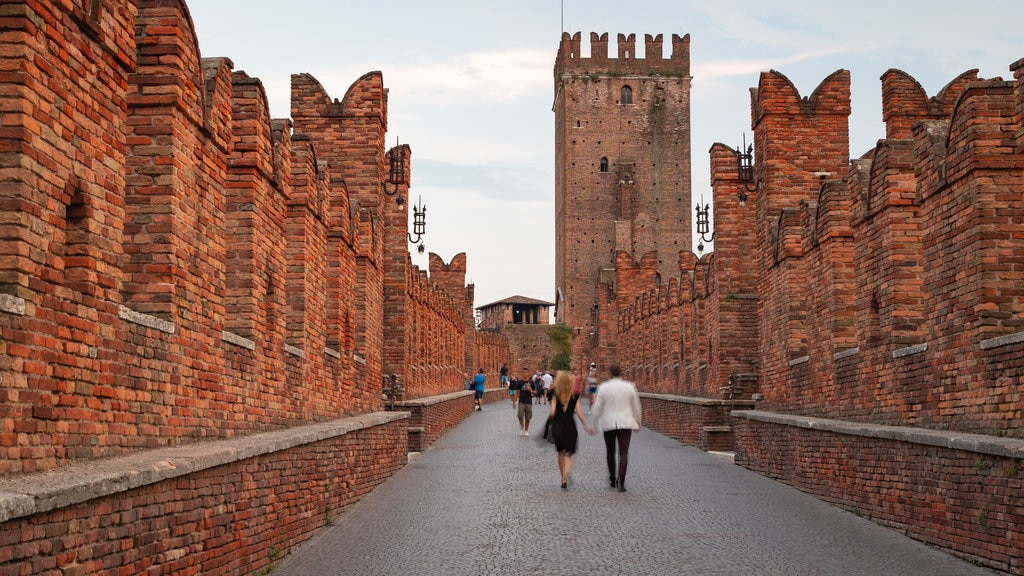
(118, 305, 175, 334)
(892, 342, 927, 358)
(980, 331, 1024, 350)
(0, 412, 409, 524)
(641, 392, 757, 409)
(733, 410, 1024, 459)
(222, 330, 255, 351)
(391, 390, 476, 408)
(834, 347, 860, 361)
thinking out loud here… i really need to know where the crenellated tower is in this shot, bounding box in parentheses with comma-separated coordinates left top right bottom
(553, 31, 692, 366)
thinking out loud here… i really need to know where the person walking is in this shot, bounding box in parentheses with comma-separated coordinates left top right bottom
(585, 362, 599, 409)
(590, 364, 641, 492)
(507, 365, 517, 408)
(541, 371, 553, 404)
(514, 370, 535, 436)
(548, 371, 593, 489)
(472, 368, 486, 411)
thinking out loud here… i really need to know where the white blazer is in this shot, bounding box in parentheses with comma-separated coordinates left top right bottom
(591, 377, 642, 432)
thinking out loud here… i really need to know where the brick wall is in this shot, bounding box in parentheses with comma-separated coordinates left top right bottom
(0, 1, 508, 573)
(473, 329, 513, 385)
(0, 415, 408, 576)
(606, 55, 1024, 572)
(734, 413, 1024, 574)
(505, 323, 562, 376)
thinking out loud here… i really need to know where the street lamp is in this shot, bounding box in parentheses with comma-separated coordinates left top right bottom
(736, 134, 758, 205)
(695, 197, 715, 256)
(408, 195, 426, 254)
(382, 141, 406, 206)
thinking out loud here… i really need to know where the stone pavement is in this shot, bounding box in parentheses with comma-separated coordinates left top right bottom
(273, 401, 997, 576)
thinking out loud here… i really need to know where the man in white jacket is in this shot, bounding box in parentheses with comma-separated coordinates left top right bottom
(589, 364, 642, 492)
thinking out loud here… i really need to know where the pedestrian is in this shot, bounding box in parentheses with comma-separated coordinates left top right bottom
(507, 365, 517, 408)
(548, 371, 594, 489)
(532, 372, 544, 404)
(514, 370, 535, 436)
(500, 363, 509, 388)
(541, 370, 553, 404)
(586, 362, 599, 409)
(590, 364, 641, 492)
(472, 368, 486, 411)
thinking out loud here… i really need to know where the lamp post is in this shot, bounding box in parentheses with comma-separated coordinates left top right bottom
(408, 196, 426, 254)
(736, 134, 758, 205)
(695, 198, 715, 256)
(382, 141, 406, 206)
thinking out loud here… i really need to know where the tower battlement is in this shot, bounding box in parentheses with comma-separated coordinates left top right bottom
(554, 32, 690, 77)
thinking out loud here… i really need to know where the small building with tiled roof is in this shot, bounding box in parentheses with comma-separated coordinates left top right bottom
(476, 295, 555, 330)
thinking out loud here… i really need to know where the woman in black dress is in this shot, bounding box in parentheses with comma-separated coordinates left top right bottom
(548, 371, 594, 489)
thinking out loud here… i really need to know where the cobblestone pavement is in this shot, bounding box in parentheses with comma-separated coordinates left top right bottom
(274, 402, 997, 576)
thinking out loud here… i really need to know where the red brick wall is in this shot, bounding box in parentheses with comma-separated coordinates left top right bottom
(0, 0, 504, 478)
(602, 53, 1024, 572)
(0, 418, 408, 576)
(474, 329, 512, 385)
(505, 323, 561, 376)
(290, 71, 388, 410)
(753, 70, 851, 406)
(734, 414, 1023, 574)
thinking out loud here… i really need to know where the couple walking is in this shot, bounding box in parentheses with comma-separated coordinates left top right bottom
(545, 365, 641, 491)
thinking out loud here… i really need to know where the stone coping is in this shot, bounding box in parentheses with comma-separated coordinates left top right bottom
(734, 410, 1024, 459)
(641, 392, 756, 408)
(391, 389, 479, 408)
(0, 412, 408, 524)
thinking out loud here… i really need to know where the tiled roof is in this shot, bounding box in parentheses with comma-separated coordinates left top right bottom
(476, 295, 555, 310)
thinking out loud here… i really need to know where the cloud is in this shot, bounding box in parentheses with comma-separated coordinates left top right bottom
(386, 48, 552, 103)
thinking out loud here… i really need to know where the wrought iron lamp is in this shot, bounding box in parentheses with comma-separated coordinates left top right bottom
(736, 135, 757, 204)
(408, 195, 426, 254)
(695, 197, 714, 256)
(382, 142, 406, 206)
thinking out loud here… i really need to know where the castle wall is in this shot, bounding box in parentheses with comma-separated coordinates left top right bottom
(614, 55, 1024, 572)
(0, 2, 503, 573)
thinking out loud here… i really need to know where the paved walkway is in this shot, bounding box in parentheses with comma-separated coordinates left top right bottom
(274, 401, 996, 576)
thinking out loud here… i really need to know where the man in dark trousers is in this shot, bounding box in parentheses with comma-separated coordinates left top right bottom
(513, 370, 535, 436)
(589, 364, 642, 492)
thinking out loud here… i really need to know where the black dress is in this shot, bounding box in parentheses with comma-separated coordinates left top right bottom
(551, 395, 580, 454)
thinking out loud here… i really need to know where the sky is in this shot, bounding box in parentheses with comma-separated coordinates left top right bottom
(188, 1, 1021, 314)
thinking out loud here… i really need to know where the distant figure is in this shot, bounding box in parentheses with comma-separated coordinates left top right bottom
(541, 371, 553, 404)
(590, 364, 641, 492)
(548, 371, 593, 489)
(514, 370, 535, 436)
(586, 362, 599, 408)
(472, 368, 486, 411)
(505, 365, 517, 407)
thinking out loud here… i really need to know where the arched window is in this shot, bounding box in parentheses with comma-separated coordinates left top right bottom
(621, 85, 633, 104)
(599, 157, 609, 173)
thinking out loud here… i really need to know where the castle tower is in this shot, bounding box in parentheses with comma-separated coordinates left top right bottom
(553, 32, 692, 363)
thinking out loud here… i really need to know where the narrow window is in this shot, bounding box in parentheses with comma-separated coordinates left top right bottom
(621, 85, 633, 105)
(599, 157, 609, 173)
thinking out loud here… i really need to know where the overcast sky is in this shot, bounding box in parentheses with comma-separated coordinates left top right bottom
(188, 1, 1021, 312)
